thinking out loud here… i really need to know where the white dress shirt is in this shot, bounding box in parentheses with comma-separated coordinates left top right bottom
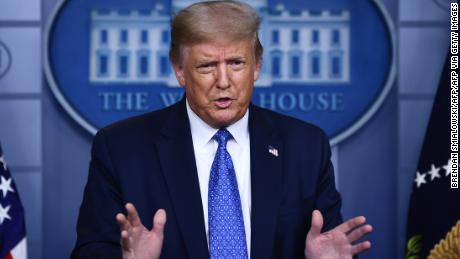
(186, 100, 252, 255)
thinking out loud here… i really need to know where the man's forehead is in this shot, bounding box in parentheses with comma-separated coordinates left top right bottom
(184, 40, 254, 60)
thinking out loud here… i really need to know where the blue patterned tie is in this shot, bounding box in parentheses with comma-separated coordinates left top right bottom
(208, 129, 248, 259)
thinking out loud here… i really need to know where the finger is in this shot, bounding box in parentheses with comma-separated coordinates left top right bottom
(336, 216, 366, 234)
(152, 209, 167, 236)
(116, 213, 131, 232)
(126, 203, 142, 227)
(308, 210, 323, 238)
(351, 241, 371, 255)
(120, 230, 131, 251)
(347, 224, 373, 243)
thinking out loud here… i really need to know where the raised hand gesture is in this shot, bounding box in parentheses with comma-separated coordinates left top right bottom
(116, 203, 167, 259)
(305, 210, 372, 259)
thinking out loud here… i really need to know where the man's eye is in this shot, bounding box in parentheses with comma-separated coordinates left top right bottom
(229, 60, 244, 68)
(198, 63, 212, 68)
(197, 63, 214, 72)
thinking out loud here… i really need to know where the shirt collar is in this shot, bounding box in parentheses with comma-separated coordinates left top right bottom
(186, 99, 249, 148)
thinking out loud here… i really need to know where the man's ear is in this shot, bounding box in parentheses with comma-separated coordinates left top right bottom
(172, 62, 186, 86)
(253, 59, 261, 81)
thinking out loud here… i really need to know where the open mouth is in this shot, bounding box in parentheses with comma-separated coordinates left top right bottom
(215, 97, 233, 109)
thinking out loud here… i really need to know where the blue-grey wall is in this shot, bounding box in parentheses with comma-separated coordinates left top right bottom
(0, 0, 451, 258)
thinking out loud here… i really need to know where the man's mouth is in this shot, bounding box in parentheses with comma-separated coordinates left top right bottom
(214, 97, 233, 109)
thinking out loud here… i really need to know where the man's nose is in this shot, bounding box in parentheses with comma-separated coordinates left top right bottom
(215, 63, 230, 89)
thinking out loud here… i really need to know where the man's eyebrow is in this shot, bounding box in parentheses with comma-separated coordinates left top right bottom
(193, 55, 246, 65)
(195, 60, 217, 67)
(225, 56, 246, 62)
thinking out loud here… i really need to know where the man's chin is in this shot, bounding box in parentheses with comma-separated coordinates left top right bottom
(208, 111, 241, 128)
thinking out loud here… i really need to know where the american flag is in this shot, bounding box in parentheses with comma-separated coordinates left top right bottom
(0, 143, 27, 259)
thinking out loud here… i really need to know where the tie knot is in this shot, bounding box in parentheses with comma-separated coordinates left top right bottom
(213, 128, 232, 146)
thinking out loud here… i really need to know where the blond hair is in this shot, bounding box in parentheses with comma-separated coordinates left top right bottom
(169, 0, 263, 64)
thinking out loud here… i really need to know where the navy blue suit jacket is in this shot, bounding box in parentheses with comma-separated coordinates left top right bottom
(72, 98, 342, 258)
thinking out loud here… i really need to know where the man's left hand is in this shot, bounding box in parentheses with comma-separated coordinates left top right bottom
(305, 210, 372, 259)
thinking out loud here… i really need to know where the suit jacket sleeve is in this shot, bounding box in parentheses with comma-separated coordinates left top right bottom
(315, 130, 343, 232)
(71, 129, 123, 259)
(314, 133, 358, 259)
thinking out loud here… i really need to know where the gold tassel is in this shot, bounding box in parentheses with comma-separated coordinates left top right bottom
(428, 220, 460, 259)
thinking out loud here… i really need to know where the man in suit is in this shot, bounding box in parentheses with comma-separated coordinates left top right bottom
(72, 1, 372, 258)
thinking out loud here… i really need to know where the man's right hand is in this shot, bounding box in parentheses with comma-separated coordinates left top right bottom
(116, 203, 167, 259)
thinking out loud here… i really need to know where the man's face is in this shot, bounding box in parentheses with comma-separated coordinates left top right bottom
(173, 39, 261, 128)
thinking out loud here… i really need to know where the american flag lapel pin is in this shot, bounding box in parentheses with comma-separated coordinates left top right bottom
(268, 145, 279, 157)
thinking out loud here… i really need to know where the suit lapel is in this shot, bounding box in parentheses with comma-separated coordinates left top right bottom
(249, 105, 284, 259)
(155, 99, 209, 259)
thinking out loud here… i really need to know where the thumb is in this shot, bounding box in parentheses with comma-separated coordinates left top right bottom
(152, 209, 167, 236)
(308, 210, 324, 238)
